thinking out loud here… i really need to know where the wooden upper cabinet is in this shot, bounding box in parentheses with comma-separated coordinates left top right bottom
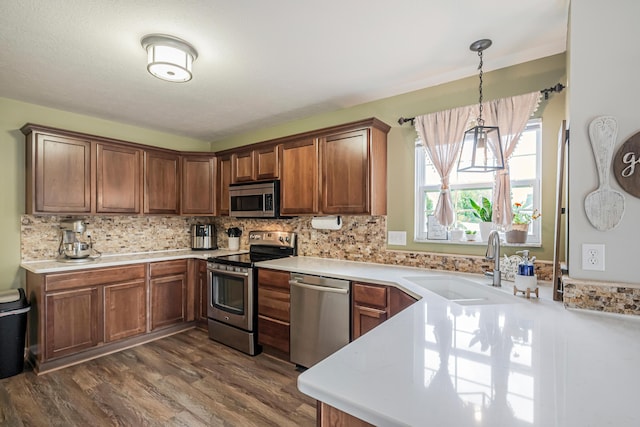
(280, 138, 319, 215)
(144, 150, 180, 214)
(231, 145, 279, 183)
(320, 124, 388, 215)
(231, 150, 256, 183)
(321, 129, 369, 214)
(255, 145, 279, 181)
(27, 131, 92, 214)
(22, 118, 388, 216)
(96, 143, 142, 214)
(181, 155, 216, 215)
(217, 154, 232, 216)
(279, 118, 389, 216)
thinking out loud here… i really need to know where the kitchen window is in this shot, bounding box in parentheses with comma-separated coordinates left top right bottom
(415, 119, 542, 244)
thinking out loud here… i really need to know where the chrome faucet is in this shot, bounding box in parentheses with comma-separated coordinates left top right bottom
(484, 230, 501, 287)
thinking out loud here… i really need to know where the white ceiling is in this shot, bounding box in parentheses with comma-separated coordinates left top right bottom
(0, 1, 568, 142)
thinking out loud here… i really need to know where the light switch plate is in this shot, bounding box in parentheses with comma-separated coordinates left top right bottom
(582, 243, 605, 271)
(388, 231, 407, 246)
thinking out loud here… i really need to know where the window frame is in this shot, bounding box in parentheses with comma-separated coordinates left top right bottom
(414, 119, 542, 246)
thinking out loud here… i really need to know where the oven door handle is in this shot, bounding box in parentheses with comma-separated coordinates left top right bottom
(289, 280, 349, 295)
(208, 268, 249, 278)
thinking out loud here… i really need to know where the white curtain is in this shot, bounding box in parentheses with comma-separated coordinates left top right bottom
(415, 106, 473, 227)
(483, 92, 541, 226)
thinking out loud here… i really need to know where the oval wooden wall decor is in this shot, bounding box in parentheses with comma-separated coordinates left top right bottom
(614, 130, 640, 198)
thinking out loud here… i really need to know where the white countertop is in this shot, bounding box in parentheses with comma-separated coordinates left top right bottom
(256, 256, 640, 427)
(20, 249, 246, 273)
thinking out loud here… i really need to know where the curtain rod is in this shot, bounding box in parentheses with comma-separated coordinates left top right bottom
(397, 83, 565, 126)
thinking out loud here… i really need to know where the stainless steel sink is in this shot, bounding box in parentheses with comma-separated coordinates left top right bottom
(403, 276, 521, 305)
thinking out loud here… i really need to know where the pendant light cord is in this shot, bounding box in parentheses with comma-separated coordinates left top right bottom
(477, 50, 484, 126)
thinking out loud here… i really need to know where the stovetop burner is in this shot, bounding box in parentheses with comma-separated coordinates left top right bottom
(208, 230, 297, 267)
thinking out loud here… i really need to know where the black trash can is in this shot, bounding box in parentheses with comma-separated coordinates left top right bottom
(0, 288, 30, 379)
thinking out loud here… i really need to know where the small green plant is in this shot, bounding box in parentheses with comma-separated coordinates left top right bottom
(468, 197, 492, 222)
(465, 230, 477, 235)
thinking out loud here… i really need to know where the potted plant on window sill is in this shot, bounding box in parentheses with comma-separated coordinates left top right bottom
(506, 203, 540, 244)
(468, 197, 493, 242)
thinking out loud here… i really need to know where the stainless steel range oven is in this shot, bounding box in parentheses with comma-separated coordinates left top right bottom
(207, 230, 296, 355)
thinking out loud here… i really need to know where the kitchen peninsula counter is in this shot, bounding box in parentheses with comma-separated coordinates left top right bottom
(257, 256, 640, 427)
(20, 249, 245, 274)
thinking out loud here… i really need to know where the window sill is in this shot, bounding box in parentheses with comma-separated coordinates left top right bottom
(414, 238, 542, 248)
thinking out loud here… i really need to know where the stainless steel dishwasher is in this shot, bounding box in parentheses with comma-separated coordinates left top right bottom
(289, 272, 350, 369)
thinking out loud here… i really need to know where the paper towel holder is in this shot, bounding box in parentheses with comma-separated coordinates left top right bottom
(311, 215, 342, 230)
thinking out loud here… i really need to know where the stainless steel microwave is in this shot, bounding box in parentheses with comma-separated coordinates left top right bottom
(229, 180, 281, 218)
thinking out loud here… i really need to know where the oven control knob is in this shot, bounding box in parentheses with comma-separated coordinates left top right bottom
(285, 236, 290, 242)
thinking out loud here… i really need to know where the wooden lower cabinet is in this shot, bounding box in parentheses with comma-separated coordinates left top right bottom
(45, 286, 101, 360)
(257, 268, 291, 359)
(352, 305, 387, 338)
(26, 260, 197, 374)
(104, 280, 147, 342)
(197, 259, 209, 324)
(318, 402, 374, 427)
(352, 282, 417, 340)
(150, 260, 187, 331)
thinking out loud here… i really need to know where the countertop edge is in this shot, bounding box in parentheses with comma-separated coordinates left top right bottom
(21, 249, 247, 273)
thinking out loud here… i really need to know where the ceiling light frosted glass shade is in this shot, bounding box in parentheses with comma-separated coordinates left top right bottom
(141, 34, 198, 83)
(457, 125, 505, 172)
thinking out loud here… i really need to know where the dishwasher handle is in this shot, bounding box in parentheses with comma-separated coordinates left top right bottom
(289, 279, 349, 295)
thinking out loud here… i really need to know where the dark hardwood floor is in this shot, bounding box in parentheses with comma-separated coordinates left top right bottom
(0, 328, 316, 426)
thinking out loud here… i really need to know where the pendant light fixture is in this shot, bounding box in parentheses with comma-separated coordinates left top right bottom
(457, 39, 505, 172)
(141, 34, 198, 83)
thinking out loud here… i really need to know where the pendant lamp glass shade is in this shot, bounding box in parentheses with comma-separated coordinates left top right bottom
(458, 124, 504, 172)
(141, 34, 198, 82)
(457, 39, 505, 173)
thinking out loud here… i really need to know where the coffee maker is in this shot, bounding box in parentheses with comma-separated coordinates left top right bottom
(57, 219, 101, 262)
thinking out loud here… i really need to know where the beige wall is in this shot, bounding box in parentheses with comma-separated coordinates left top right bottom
(213, 54, 567, 261)
(0, 97, 209, 290)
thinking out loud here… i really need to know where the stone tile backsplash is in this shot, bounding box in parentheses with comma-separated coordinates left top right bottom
(21, 215, 193, 260)
(563, 278, 640, 316)
(21, 214, 553, 282)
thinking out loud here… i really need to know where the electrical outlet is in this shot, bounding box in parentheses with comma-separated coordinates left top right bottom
(388, 231, 407, 246)
(582, 244, 605, 271)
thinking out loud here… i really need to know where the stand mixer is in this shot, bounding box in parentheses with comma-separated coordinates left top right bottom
(57, 219, 101, 262)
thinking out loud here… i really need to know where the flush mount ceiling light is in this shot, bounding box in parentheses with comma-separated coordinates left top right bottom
(141, 34, 198, 83)
(457, 39, 505, 173)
